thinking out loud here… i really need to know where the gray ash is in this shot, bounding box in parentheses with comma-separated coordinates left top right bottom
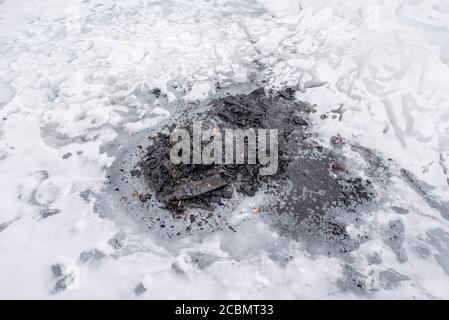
(110, 87, 375, 248)
(139, 88, 312, 214)
(138, 89, 373, 225)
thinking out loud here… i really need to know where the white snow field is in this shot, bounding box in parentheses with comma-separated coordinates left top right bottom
(1, 0, 449, 299)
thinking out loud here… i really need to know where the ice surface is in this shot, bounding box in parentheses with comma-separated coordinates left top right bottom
(1, 0, 449, 299)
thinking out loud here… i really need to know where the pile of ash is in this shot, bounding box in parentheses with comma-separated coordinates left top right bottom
(111, 87, 375, 249)
(139, 88, 311, 213)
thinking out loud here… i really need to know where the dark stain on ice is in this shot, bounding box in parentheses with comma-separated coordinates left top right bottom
(51, 263, 64, 278)
(134, 283, 147, 296)
(39, 208, 60, 220)
(52, 273, 75, 294)
(0, 218, 19, 233)
(338, 264, 368, 294)
(62, 152, 72, 159)
(385, 219, 407, 263)
(391, 206, 409, 214)
(426, 228, 449, 276)
(401, 168, 449, 221)
(380, 268, 409, 290)
(107, 231, 126, 250)
(79, 248, 106, 263)
(50, 262, 75, 294)
(338, 264, 410, 294)
(109, 88, 376, 253)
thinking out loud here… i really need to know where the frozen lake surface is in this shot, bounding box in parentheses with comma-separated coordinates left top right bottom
(1, 0, 449, 299)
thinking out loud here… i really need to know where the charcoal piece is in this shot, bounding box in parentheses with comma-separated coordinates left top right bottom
(172, 174, 227, 200)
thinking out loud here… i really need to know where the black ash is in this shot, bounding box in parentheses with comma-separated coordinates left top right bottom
(108, 87, 375, 249)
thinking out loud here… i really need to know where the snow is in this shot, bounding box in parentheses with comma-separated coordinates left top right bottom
(1, 0, 449, 299)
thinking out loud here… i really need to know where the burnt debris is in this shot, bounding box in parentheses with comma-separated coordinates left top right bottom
(111, 87, 375, 247)
(137, 88, 373, 223)
(139, 88, 316, 213)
